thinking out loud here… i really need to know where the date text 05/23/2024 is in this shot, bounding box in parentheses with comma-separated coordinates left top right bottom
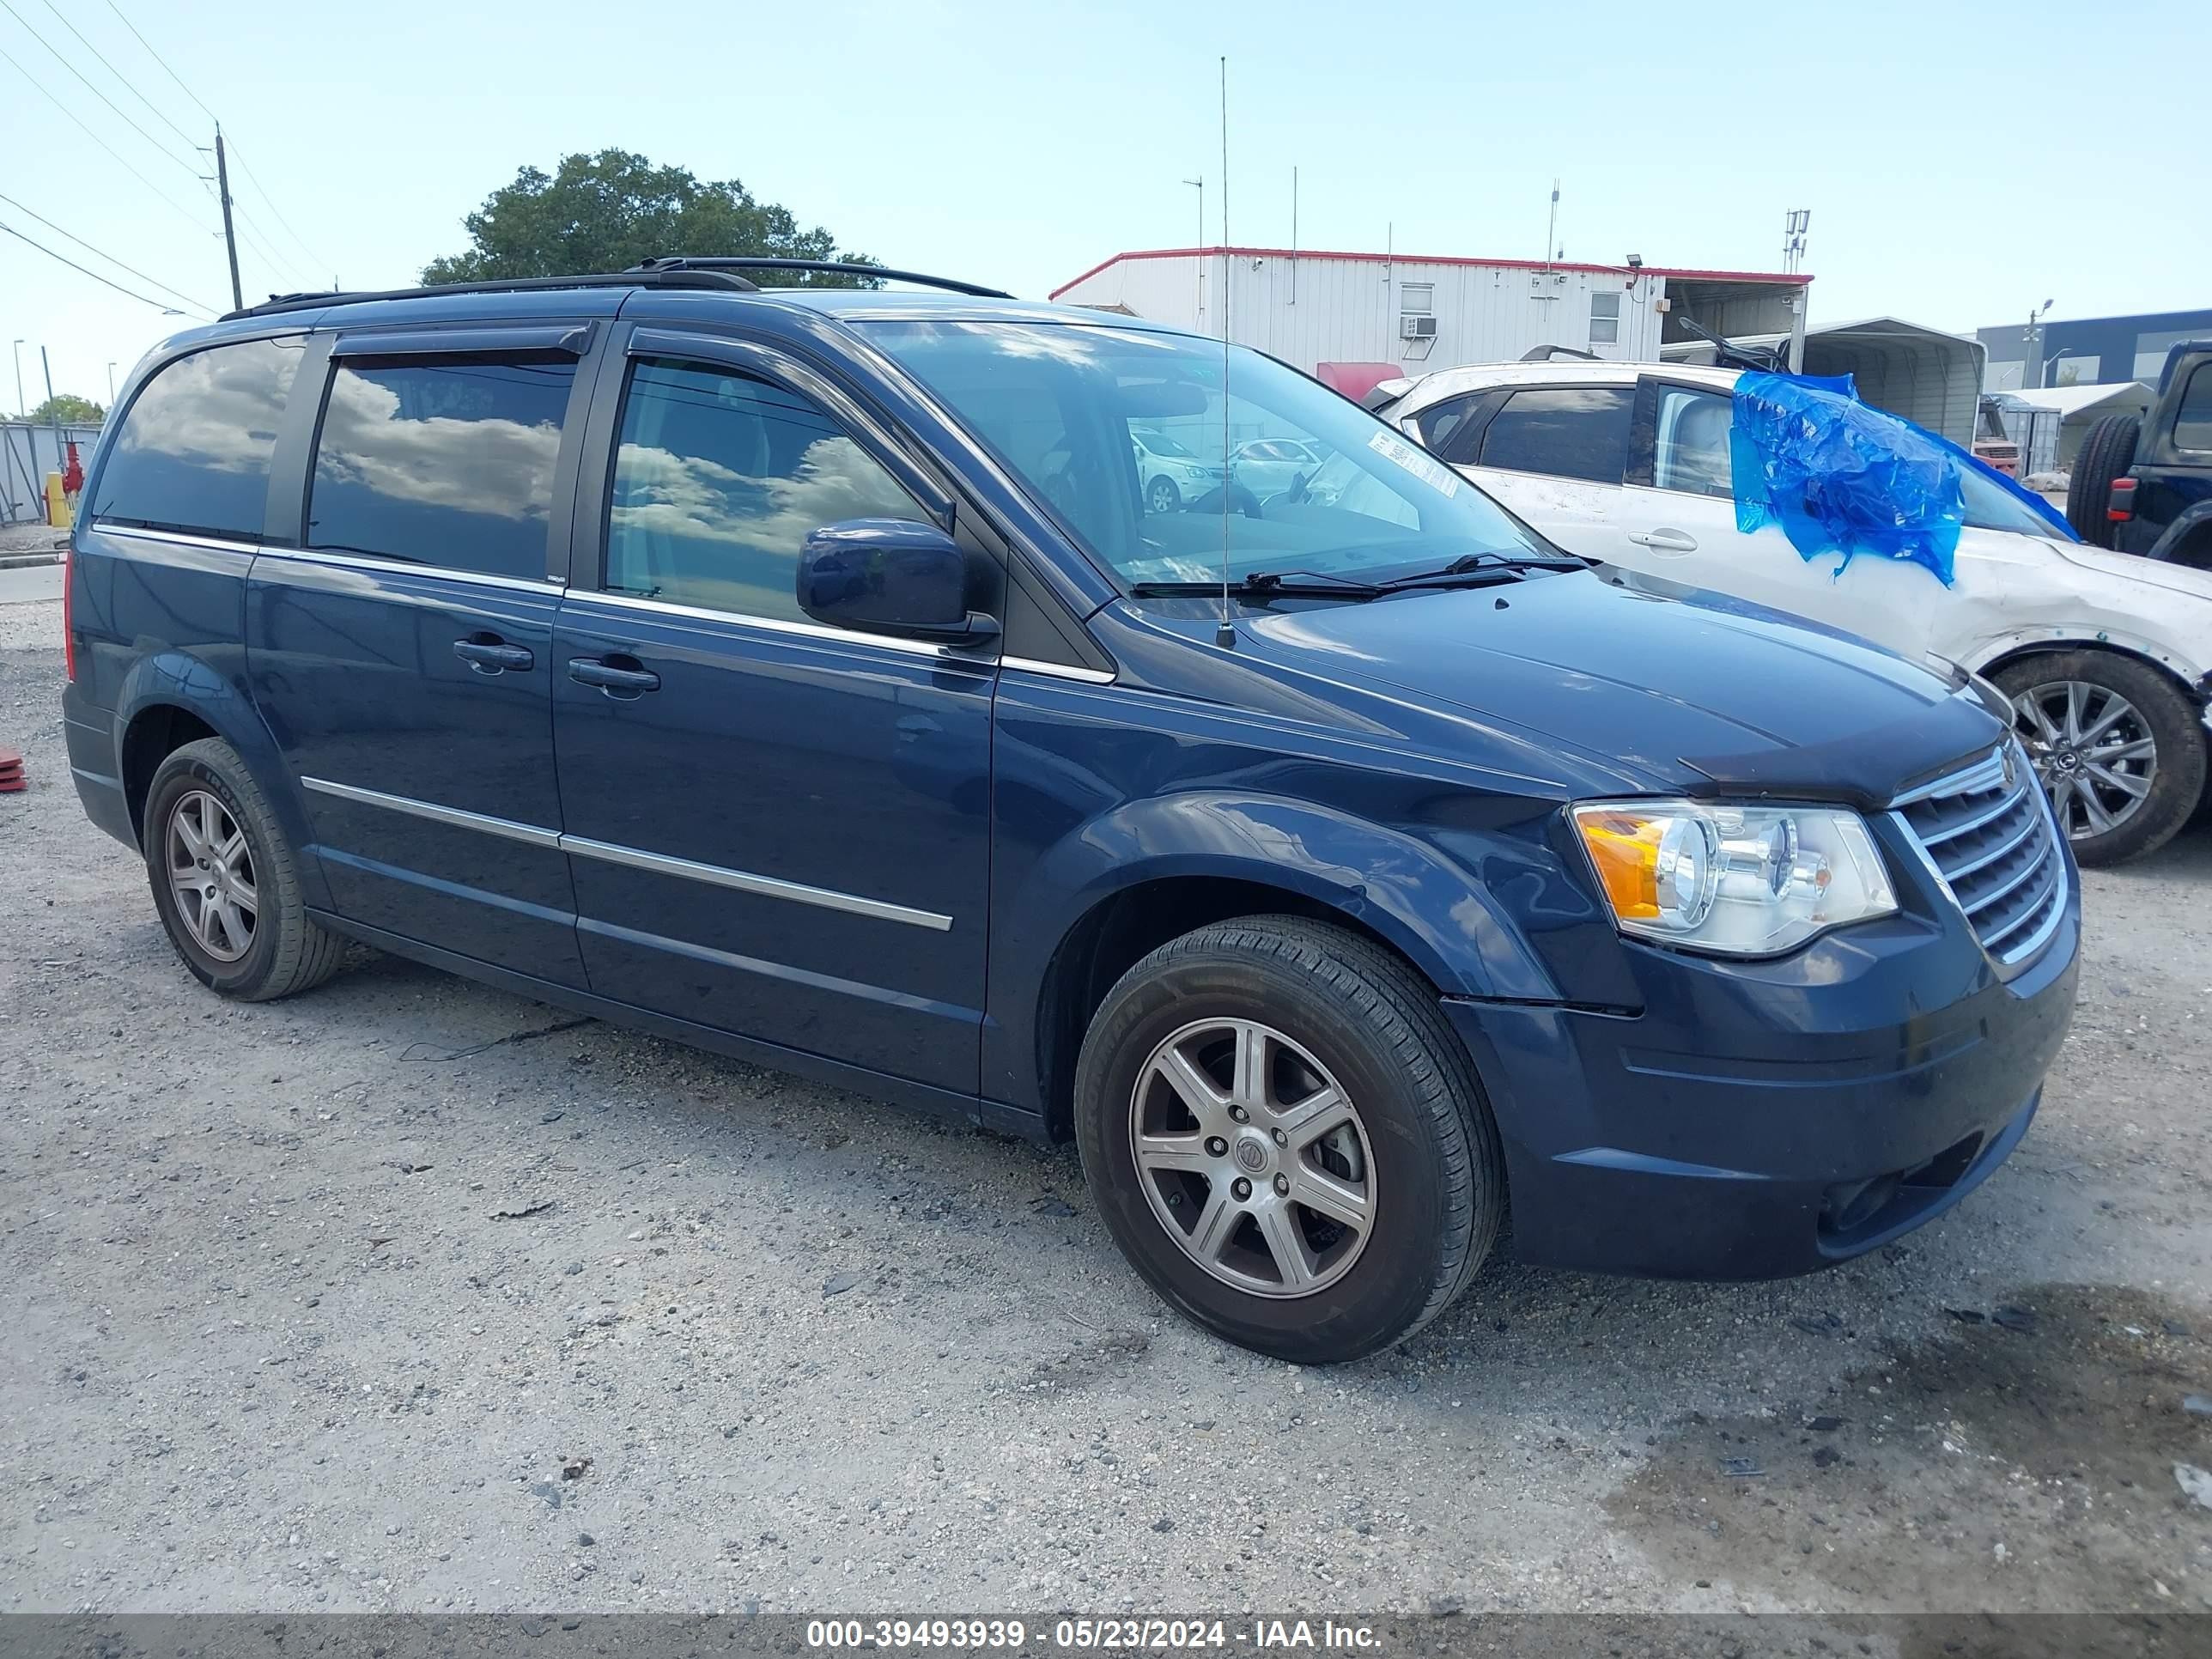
(804, 1620, 1382, 1650)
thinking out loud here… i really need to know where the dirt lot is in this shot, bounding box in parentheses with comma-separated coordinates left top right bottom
(2, 588, 2209, 1619)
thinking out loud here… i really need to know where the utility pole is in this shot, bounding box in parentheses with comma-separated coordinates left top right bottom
(215, 125, 243, 312)
(106, 362, 117, 405)
(10, 340, 22, 419)
(40, 347, 58, 444)
(2022, 298, 2054, 391)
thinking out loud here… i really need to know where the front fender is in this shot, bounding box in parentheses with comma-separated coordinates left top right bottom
(1026, 791, 1563, 1001)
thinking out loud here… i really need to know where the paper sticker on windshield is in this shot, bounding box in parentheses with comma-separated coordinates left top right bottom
(1368, 430, 1459, 497)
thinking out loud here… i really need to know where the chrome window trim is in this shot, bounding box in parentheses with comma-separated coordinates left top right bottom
(565, 587, 985, 665)
(299, 776, 952, 932)
(560, 834, 952, 932)
(1000, 654, 1115, 685)
(301, 776, 562, 848)
(92, 523, 263, 558)
(264, 546, 565, 593)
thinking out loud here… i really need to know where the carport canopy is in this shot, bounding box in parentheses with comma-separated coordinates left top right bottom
(1664, 317, 1986, 447)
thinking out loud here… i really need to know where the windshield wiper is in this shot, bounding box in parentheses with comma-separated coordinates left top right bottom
(1127, 572, 1385, 600)
(1374, 550, 1585, 588)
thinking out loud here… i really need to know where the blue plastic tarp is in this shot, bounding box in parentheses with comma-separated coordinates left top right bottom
(1728, 372, 2080, 588)
(1729, 371, 1960, 586)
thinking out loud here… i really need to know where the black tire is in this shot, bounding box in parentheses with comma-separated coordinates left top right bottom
(1993, 652, 2206, 866)
(143, 738, 348, 1000)
(1146, 475, 1181, 515)
(1073, 915, 1504, 1364)
(2064, 413, 2140, 548)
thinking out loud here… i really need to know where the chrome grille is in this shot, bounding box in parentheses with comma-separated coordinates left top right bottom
(1892, 744, 2067, 966)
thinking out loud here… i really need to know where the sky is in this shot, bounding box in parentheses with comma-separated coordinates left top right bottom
(1, 0, 2203, 416)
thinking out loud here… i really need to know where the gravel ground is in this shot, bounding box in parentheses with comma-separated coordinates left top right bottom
(2, 590, 2209, 1617)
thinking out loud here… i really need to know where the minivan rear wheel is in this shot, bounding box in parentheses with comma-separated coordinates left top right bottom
(1073, 915, 1503, 1363)
(143, 738, 347, 1000)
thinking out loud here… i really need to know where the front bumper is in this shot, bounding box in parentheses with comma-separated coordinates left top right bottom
(1443, 884, 2080, 1280)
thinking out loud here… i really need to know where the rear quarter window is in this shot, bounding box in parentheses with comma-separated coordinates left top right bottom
(90, 337, 303, 541)
(1478, 386, 1632, 483)
(2175, 364, 2212, 453)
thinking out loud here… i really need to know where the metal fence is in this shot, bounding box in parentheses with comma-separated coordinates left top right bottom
(2, 422, 103, 525)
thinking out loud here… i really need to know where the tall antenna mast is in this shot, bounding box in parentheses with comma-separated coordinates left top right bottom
(1544, 179, 1559, 274)
(1215, 54, 1235, 650)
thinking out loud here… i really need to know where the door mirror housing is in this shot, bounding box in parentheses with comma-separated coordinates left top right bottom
(796, 518, 999, 644)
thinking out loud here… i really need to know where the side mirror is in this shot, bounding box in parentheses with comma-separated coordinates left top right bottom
(795, 518, 999, 644)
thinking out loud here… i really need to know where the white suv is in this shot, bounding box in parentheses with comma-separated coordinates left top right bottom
(1374, 362, 2212, 865)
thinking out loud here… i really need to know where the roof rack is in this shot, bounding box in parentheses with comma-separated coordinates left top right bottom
(629, 257, 1012, 299)
(221, 267, 761, 322)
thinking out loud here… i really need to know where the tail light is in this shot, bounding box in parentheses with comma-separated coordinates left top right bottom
(2107, 477, 2137, 524)
(60, 546, 75, 682)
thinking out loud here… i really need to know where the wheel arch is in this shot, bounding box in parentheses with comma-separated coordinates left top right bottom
(1974, 636, 2208, 713)
(997, 793, 1567, 1141)
(111, 653, 319, 869)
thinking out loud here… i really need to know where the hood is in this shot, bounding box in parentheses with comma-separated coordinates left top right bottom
(2053, 538, 2212, 605)
(1235, 571, 2006, 808)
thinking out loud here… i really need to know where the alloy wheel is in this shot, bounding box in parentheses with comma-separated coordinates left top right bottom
(2010, 679, 2158, 842)
(1128, 1017, 1376, 1297)
(166, 788, 258, 963)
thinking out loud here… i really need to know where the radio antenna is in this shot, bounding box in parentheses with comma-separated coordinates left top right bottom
(1215, 54, 1236, 650)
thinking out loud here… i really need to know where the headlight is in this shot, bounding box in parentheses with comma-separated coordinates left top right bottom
(1571, 799, 1897, 956)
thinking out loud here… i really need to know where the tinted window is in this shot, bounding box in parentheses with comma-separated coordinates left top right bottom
(605, 359, 923, 622)
(2177, 364, 2212, 453)
(307, 356, 575, 578)
(1648, 386, 1734, 498)
(91, 337, 301, 540)
(1414, 393, 1480, 458)
(1479, 386, 1632, 483)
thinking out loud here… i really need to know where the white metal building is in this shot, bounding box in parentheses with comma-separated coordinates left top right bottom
(1050, 245, 1812, 392)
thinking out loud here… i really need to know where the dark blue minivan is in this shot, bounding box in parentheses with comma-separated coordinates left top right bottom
(62, 261, 2080, 1362)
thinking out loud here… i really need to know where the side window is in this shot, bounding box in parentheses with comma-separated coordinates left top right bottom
(1589, 291, 1621, 346)
(308, 356, 576, 578)
(91, 336, 302, 540)
(605, 358, 927, 623)
(1477, 386, 1632, 483)
(1648, 386, 1735, 498)
(1413, 393, 1479, 457)
(2175, 363, 2212, 453)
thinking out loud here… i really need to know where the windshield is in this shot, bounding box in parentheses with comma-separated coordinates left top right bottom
(864, 320, 1553, 586)
(1957, 460, 2071, 538)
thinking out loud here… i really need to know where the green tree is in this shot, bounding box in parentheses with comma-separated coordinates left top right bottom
(28, 393, 103, 424)
(422, 149, 878, 288)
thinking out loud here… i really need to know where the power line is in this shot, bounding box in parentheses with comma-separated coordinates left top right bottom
(0, 0, 201, 176)
(100, 0, 213, 124)
(0, 40, 216, 236)
(0, 187, 212, 313)
(223, 135, 331, 275)
(0, 213, 199, 314)
(38, 0, 196, 149)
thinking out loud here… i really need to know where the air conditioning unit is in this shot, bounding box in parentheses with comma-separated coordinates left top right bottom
(1399, 313, 1437, 340)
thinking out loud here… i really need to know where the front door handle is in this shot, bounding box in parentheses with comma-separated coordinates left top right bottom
(1627, 528, 1698, 553)
(453, 635, 534, 673)
(568, 656, 661, 696)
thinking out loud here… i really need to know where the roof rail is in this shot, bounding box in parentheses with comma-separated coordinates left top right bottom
(629, 257, 1012, 300)
(1518, 343, 1603, 363)
(220, 267, 761, 322)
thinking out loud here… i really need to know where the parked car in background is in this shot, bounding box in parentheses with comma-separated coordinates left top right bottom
(1230, 436, 1328, 498)
(64, 264, 2075, 1364)
(2066, 338, 2212, 569)
(1131, 425, 1227, 514)
(1373, 362, 2212, 866)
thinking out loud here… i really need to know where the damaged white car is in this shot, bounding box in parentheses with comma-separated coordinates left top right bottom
(1366, 362, 2212, 865)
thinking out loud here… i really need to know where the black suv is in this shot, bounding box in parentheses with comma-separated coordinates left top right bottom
(2067, 340, 2212, 565)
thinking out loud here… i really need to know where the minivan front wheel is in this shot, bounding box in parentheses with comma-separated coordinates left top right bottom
(143, 738, 347, 1000)
(1074, 915, 1503, 1363)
